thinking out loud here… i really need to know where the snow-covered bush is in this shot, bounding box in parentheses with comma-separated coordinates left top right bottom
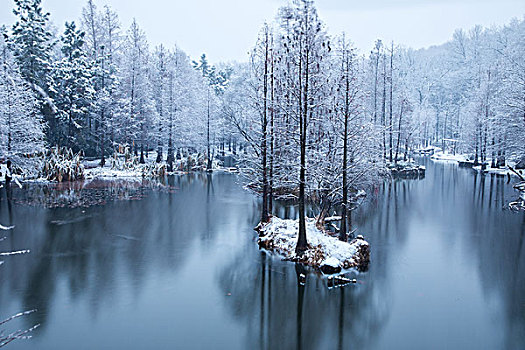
(41, 147, 84, 182)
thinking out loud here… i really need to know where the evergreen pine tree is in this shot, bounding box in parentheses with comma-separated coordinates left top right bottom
(50, 21, 95, 150)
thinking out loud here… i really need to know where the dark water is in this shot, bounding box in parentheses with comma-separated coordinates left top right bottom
(1, 161, 524, 349)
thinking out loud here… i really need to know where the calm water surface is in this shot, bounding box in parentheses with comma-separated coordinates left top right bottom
(1, 160, 524, 349)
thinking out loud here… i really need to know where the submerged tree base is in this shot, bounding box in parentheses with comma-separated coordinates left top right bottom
(257, 217, 370, 273)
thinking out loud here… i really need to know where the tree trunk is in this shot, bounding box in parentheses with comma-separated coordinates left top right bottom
(140, 144, 145, 164)
(261, 28, 269, 224)
(296, 30, 308, 254)
(167, 74, 175, 172)
(340, 47, 350, 242)
(388, 42, 394, 163)
(381, 53, 387, 162)
(100, 122, 105, 167)
(156, 125, 163, 163)
(207, 86, 212, 171)
(395, 101, 405, 164)
(268, 33, 275, 217)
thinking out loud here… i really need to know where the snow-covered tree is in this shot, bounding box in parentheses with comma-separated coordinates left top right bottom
(95, 4, 121, 163)
(117, 18, 156, 163)
(193, 53, 228, 170)
(152, 44, 169, 163)
(0, 34, 46, 175)
(8, 0, 56, 142)
(8, 0, 53, 88)
(81, 0, 101, 61)
(49, 21, 95, 150)
(274, 0, 332, 252)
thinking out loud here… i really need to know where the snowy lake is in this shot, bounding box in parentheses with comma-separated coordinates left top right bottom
(1, 159, 524, 349)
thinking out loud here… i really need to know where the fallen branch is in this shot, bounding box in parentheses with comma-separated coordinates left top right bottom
(0, 323, 40, 347)
(0, 250, 30, 257)
(508, 166, 525, 181)
(0, 310, 36, 328)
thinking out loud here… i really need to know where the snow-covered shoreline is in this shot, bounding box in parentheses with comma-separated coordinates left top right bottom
(84, 162, 239, 181)
(430, 151, 468, 162)
(257, 217, 370, 274)
(2, 156, 240, 186)
(427, 151, 525, 178)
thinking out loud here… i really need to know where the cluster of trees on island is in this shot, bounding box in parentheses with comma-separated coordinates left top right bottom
(0, 0, 524, 240)
(235, 0, 524, 249)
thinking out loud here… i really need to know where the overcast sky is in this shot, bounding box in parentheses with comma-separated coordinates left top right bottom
(1, 0, 524, 63)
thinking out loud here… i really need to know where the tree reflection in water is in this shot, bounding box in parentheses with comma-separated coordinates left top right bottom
(0, 165, 523, 349)
(218, 196, 391, 350)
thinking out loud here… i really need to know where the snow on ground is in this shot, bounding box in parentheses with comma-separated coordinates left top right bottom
(430, 151, 468, 162)
(1, 151, 240, 184)
(427, 151, 525, 177)
(214, 166, 239, 173)
(84, 160, 187, 181)
(83, 157, 239, 181)
(83, 159, 101, 169)
(85, 165, 148, 180)
(258, 216, 370, 274)
(414, 145, 442, 155)
(472, 164, 524, 178)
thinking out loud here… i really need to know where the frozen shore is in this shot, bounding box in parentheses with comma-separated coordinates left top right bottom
(257, 217, 370, 274)
(430, 151, 468, 162)
(428, 151, 525, 178)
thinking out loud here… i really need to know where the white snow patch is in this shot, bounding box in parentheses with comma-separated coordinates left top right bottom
(258, 217, 369, 272)
(430, 151, 468, 162)
(322, 256, 341, 268)
(473, 164, 522, 177)
(414, 146, 442, 154)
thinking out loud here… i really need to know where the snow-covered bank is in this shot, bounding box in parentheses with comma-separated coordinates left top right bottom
(257, 217, 370, 274)
(472, 164, 525, 178)
(83, 154, 239, 181)
(84, 163, 173, 181)
(427, 151, 525, 178)
(430, 151, 468, 162)
(414, 145, 442, 155)
(84, 162, 239, 181)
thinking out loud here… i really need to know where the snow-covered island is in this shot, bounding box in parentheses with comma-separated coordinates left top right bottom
(257, 217, 370, 275)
